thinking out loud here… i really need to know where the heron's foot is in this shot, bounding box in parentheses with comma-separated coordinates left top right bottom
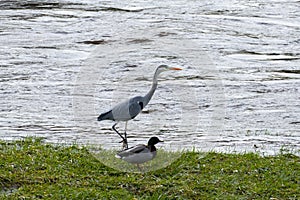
(119, 138, 128, 150)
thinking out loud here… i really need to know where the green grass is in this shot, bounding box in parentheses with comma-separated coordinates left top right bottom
(0, 137, 299, 199)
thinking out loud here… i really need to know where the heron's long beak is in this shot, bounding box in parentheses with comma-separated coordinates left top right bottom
(170, 67, 182, 70)
(159, 140, 164, 143)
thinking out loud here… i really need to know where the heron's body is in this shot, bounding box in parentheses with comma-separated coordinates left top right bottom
(115, 137, 163, 165)
(98, 96, 145, 121)
(98, 71, 158, 122)
(97, 65, 181, 148)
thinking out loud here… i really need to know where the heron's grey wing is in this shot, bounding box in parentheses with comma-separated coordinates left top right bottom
(128, 96, 144, 119)
(117, 144, 148, 158)
(110, 99, 133, 121)
(106, 95, 143, 121)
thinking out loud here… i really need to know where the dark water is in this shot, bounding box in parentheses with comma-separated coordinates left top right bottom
(0, 0, 299, 155)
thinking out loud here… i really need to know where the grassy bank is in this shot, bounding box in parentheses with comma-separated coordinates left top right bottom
(0, 138, 299, 199)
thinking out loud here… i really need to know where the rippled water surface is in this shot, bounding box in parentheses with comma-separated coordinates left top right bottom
(0, 0, 299, 155)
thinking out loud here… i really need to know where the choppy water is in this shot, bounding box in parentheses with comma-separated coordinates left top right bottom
(0, 0, 299, 155)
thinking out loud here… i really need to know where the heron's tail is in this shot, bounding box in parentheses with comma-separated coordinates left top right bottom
(97, 110, 113, 121)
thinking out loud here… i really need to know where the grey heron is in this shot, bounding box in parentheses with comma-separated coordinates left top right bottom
(97, 65, 182, 149)
(115, 136, 163, 169)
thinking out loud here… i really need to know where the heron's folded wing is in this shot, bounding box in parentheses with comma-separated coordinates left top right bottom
(110, 99, 130, 120)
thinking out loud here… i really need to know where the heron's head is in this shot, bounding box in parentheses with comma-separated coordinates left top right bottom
(156, 64, 182, 75)
(148, 136, 164, 146)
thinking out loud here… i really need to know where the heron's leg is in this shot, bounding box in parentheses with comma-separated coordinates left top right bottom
(112, 123, 124, 140)
(124, 121, 128, 139)
(123, 121, 128, 149)
(112, 123, 128, 149)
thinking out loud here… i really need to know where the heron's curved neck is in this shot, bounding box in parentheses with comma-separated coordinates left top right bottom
(143, 68, 160, 106)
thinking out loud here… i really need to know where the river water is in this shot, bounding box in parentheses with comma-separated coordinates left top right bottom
(0, 0, 299, 155)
